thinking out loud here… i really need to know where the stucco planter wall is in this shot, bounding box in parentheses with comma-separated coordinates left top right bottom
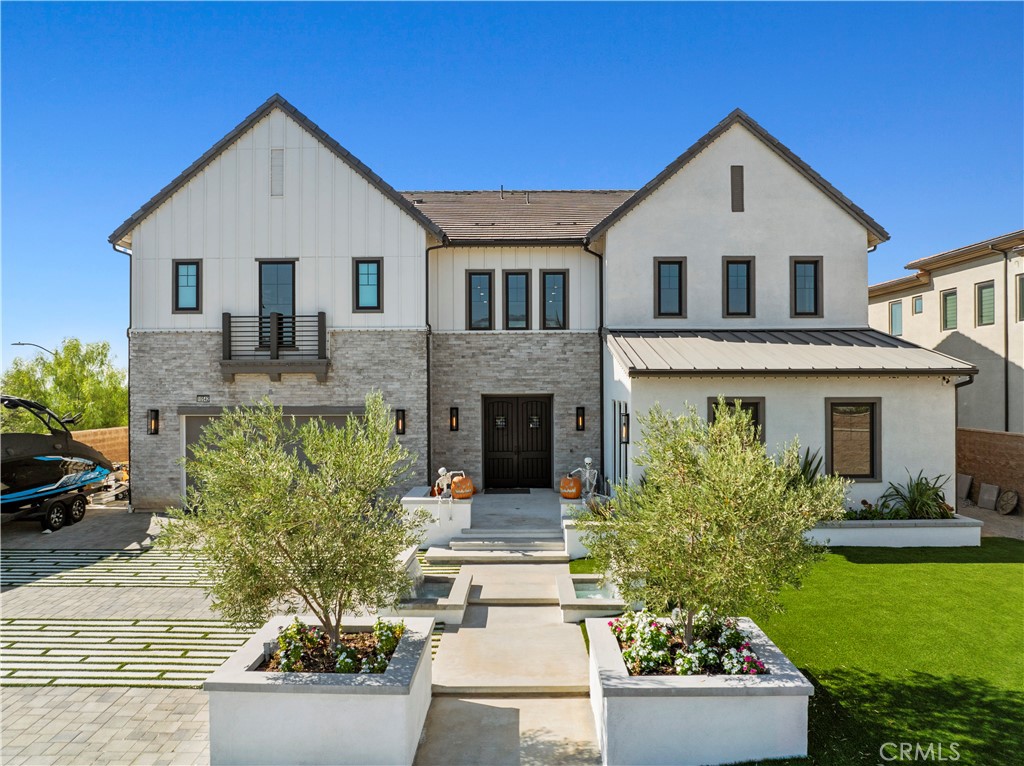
(587, 617, 813, 766)
(401, 486, 472, 547)
(805, 514, 981, 547)
(562, 516, 591, 559)
(205, 615, 434, 766)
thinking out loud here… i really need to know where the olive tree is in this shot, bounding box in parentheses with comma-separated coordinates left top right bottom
(580, 399, 847, 645)
(158, 392, 429, 647)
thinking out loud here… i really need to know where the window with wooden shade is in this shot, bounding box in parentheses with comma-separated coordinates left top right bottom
(826, 399, 881, 481)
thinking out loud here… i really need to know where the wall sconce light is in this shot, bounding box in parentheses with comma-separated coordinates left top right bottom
(449, 407, 459, 432)
(576, 406, 586, 431)
(147, 409, 160, 435)
(619, 412, 630, 444)
(395, 409, 406, 435)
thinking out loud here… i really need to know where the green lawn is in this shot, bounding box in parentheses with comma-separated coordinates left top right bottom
(573, 539, 1024, 766)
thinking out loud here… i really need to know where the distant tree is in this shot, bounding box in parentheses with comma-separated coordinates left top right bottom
(1, 339, 127, 433)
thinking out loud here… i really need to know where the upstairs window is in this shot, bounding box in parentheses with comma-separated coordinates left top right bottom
(912, 295, 923, 314)
(791, 257, 822, 317)
(504, 271, 530, 330)
(888, 300, 903, 336)
(467, 271, 493, 330)
(941, 289, 957, 331)
(826, 400, 880, 481)
(722, 257, 755, 317)
(655, 258, 686, 317)
(173, 260, 202, 313)
(353, 259, 382, 312)
(975, 281, 995, 326)
(270, 148, 284, 197)
(542, 271, 568, 330)
(730, 165, 744, 212)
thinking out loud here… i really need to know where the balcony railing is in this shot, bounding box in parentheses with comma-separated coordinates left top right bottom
(220, 312, 329, 382)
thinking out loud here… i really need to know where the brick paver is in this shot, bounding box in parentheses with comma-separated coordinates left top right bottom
(1, 549, 209, 588)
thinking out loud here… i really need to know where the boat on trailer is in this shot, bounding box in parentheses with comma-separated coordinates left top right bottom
(1, 396, 113, 530)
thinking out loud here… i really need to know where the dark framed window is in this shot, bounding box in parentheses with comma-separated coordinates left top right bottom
(825, 399, 881, 481)
(503, 271, 530, 330)
(790, 257, 822, 317)
(730, 165, 744, 212)
(975, 281, 995, 326)
(912, 295, 923, 315)
(259, 260, 295, 346)
(353, 259, 383, 312)
(655, 258, 686, 317)
(1018, 274, 1024, 322)
(707, 397, 766, 442)
(173, 260, 202, 313)
(940, 289, 957, 331)
(722, 257, 755, 317)
(888, 300, 903, 336)
(466, 271, 494, 330)
(541, 270, 568, 330)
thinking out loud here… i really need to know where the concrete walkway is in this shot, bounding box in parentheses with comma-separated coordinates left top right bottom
(470, 490, 562, 530)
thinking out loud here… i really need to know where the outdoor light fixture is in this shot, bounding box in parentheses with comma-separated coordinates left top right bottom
(576, 406, 586, 431)
(449, 407, 459, 432)
(395, 409, 406, 435)
(619, 412, 630, 444)
(147, 409, 160, 435)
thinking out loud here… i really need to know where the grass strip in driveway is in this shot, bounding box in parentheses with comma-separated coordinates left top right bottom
(1, 549, 209, 588)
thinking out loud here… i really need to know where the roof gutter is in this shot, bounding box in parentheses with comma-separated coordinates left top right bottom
(424, 238, 448, 480)
(991, 246, 1013, 431)
(583, 238, 606, 488)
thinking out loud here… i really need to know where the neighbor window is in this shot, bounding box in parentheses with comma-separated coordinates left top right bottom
(707, 397, 765, 442)
(722, 257, 755, 317)
(1018, 274, 1024, 322)
(826, 399, 880, 481)
(541, 271, 568, 330)
(504, 271, 530, 330)
(353, 259, 382, 312)
(467, 271, 493, 330)
(975, 281, 995, 326)
(940, 289, 957, 331)
(888, 300, 903, 336)
(655, 258, 686, 317)
(173, 260, 201, 313)
(791, 257, 822, 317)
(912, 295, 923, 315)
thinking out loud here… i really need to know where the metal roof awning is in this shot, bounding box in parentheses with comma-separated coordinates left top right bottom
(607, 329, 978, 377)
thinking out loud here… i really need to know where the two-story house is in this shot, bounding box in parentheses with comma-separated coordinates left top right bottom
(111, 95, 975, 510)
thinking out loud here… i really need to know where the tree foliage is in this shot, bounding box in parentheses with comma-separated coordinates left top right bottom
(579, 399, 848, 644)
(157, 392, 429, 647)
(1, 339, 127, 433)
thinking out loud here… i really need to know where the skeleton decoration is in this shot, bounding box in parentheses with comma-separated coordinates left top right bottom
(567, 457, 599, 500)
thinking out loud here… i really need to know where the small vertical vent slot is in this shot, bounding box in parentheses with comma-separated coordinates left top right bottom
(271, 148, 284, 197)
(730, 165, 744, 212)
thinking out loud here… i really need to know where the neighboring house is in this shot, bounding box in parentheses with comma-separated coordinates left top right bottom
(111, 95, 975, 510)
(868, 231, 1024, 433)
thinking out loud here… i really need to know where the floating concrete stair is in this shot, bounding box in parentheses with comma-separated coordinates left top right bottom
(448, 536, 564, 551)
(424, 547, 570, 565)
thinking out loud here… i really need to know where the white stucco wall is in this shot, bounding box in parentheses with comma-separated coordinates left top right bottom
(603, 123, 871, 329)
(603, 349, 633, 486)
(129, 107, 428, 331)
(622, 372, 957, 507)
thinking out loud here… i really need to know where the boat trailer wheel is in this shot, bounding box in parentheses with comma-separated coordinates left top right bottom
(69, 495, 87, 524)
(41, 500, 67, 531)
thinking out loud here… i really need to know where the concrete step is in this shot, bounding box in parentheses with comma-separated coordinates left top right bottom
(432, 684, 589, 696)
(449, 538, 564, 551)
(462, 528, 563, 537)
(424, 547, 570, 565)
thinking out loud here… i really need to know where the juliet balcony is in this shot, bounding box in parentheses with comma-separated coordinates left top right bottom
(219, 312, 329, 382)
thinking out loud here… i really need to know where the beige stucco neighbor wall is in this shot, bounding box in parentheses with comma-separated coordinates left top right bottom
(129, 329, 428, 509)
(957, 428, 1024, 513)
(72, 427, 129, 464)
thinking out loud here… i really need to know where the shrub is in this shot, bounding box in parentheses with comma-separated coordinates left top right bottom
(275, 617, 405, 674)
(878, 470, 954, 519)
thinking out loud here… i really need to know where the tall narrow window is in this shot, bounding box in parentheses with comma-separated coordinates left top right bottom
(655, 258, 686, 317)
(791, 257, 822, 317)
(260, 261, 295, 345)
(941, 289, 957, 331)
(888, 300, 903, 336)
(467, 271, 493, 330)
(1018, 274, 1024, 322)
(173, 260, 201, 313)
(270, 148, 284, 197)
(353, 259, 382, 312)
(722, 258, 755, 317)
(826, 400, 880, 480)
(504, 271, 530, 330)
(542, 271, 568, 330)
(975, 281, 995, 326)
(730, 165, 744, 212)
(912, 295, 923, 315)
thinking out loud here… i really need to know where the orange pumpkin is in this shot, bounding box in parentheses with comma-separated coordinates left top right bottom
(560, 475, 582, 499)
(451, 476, 475, 500)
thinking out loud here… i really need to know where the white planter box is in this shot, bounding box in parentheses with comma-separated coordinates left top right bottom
(805, 514, 981, 547)
(382, 571, 473, 626)
(401, 486, 472, 548)
(557, 573, 626, 623)
(206, 615, 434, 766)
(587, 617, 812, 766)
(562, 517, 590, 559)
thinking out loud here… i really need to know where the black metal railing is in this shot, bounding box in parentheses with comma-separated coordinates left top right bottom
(222, 312, 327, 361)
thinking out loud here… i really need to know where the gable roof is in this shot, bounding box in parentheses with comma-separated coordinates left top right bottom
(401, 190, 633, 245)
(108, 94, 446, 249)
(587, 108, 890, 247)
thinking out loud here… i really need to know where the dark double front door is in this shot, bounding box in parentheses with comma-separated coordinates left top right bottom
(482, 396, 552, 489)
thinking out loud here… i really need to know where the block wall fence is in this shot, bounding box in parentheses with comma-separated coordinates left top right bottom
(957, 427, 1023, 513)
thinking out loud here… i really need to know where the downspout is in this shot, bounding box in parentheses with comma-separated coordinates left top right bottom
(583, 238, 606, 491)
(991, 247, 1011, 432)
(112, 242, 132, 507)
(425, 238, 448, 481)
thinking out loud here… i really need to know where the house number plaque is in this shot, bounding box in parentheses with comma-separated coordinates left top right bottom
(196, 395, 211, 403)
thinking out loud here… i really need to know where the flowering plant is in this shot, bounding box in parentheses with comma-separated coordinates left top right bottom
(275, 617, 405, 674)
(610, 608, 768, 677)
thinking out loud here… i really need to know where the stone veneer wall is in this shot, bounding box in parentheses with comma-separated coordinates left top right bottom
(429, 332, 602, 488)
(129, 329, 428, 509)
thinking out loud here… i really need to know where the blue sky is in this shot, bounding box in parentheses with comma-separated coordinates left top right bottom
(2, 1, 1022, 371)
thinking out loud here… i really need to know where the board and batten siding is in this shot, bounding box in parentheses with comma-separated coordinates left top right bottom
(129, 107, 427, 331)
(428, 245, 600, 331)
(603, 123, 871, 329)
